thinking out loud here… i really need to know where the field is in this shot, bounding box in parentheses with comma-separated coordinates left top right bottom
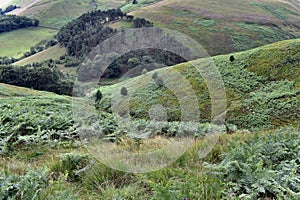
(14, 44, 66, 65)
(129, 0, 300, 55)
(0, 27, 57, 58)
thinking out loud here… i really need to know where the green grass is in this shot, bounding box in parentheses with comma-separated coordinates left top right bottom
(1, 128, 298, 199)
(0, 27, 57, 58)
(14, 44, 66, 65)
(0, 82, 50, 97)
(130, 0, 300, 55)
(11, 0, 126, 28)
(97, 39, 300, 130)
(0, 38, 299, 199)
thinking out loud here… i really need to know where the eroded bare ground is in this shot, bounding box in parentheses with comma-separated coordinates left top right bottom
(8, 0, 43, 15)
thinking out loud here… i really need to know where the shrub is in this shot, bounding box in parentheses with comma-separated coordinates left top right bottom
(207, 127, 300, 199)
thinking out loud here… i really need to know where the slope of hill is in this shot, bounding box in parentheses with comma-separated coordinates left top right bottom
(7, 0, 126, 28)
(0, 27, 57, 58)
(129, 0, 300, 55)
(0, 39, 299, 199)
(97, 39, 300, 130)
(13, 44, 66, 65)
(0, 82, 50, 97)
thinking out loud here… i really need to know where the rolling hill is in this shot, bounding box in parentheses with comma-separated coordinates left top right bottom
(0, 27, 57, 58)
(1, 2, 300, 199)
(129, 0, 300, 55)
(97, 38, 300, 130)
(5, 0, 126, 28)
(13, 44, 66, 65)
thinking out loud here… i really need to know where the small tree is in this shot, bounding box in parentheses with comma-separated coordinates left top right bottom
(95, 90, 102, 102)
(121, 87, 128, 96)
(229, 55, 235, 62)
(132, 0, 138, 4)
(152, 72, 158, 80)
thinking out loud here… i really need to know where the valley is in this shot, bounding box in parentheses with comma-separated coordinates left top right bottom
(0, 0, 299, 199)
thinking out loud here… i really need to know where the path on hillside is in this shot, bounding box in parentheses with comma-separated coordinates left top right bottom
(8, 0, 43, 15)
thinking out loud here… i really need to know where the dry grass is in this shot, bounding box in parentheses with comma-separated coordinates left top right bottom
(14, 44, 66, 66)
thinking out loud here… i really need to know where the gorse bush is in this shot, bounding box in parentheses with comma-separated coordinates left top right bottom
(207, 127, 300, 199)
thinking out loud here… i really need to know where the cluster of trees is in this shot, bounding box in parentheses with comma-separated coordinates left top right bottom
(132, 17, 153, 28)
(103, 49, 186, 78)
(0, 57, 18, 65)
(0, 5, 18, 15)
(0, 15, 39, 33)
(56, 9, 125, 58)
(56, 9, 154, 58)
(0, 64, 73, 95)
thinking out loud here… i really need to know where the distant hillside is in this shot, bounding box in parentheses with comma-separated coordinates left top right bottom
(7, 0, 126, 28)
(0, 27, 57, 58)
(130, 0, 300, 55)
(97, 39, 300, 130)
(13, 44, 66, 66)
(0, 82, 51, 97)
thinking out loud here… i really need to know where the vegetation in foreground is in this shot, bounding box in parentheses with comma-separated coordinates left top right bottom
(0, 1, 299, 199)
(0, 38, 299, 199)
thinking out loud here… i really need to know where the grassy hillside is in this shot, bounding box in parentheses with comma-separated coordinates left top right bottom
(98, 39, 300, 130)
(0, 39, 299, 199)
(13, 44, 66, 65)
(129, 0, 300, 55)
(0, 82, 51, 97)
(0, 27, 57, 58)
(8, 0, 126, 28)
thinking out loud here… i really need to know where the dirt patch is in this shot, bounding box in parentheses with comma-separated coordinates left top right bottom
(8, 0, 43, 15)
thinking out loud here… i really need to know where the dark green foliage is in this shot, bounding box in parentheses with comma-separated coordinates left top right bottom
(0, 15, 39, 33)
(0, 95, 75, 154)
(56, 9, 125, 58)
(51, 153, 91, 182)
(3, 5, 18, 13)
(104, 49, 186, 79)
(207, 128, 300, 199)
(132, 17, 153, 28)
(0, 169, 49, 199)
(0, 65, 73, 95)
(229, 55, 235, 62)
(121, 87, 128, 96)
(0, 5, 18, 15)
(95, 89, 103, 102)
(0, 57, 18, 65)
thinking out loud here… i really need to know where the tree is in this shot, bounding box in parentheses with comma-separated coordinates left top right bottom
(95, 89, 103, 102)
(132, 0, 138, 4)
(152, 72, 158, 80)
(121, 87, 128, 96)
(128, 57, 140, 68)
(230, 55, 235, 62)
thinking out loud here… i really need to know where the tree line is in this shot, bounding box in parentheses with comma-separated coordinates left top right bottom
(56, 9, 153, 58)
(0, 15, 39, 33)
(0, 5, 19, 15)
(0, 63, 73, 95)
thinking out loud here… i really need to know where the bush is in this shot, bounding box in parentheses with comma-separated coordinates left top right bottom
(0, 169, 49, 199)
(207, 127, 300, 199)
